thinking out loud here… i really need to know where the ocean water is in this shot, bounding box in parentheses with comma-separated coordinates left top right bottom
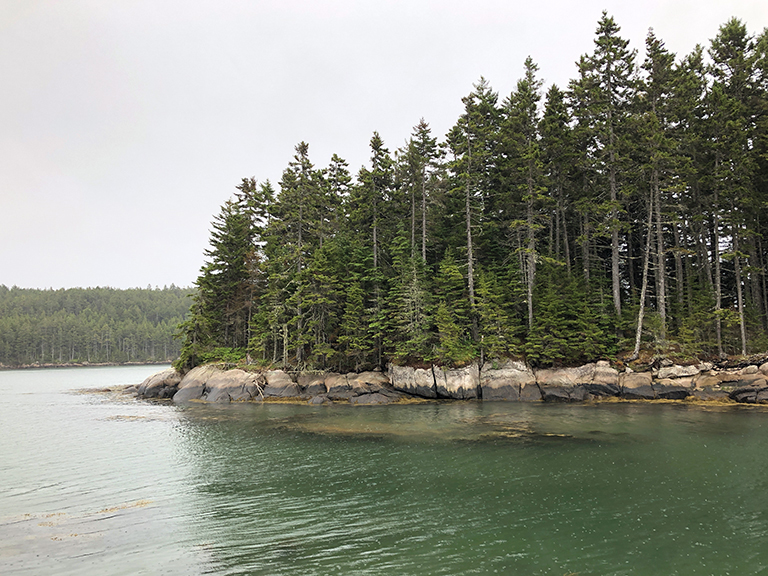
(1, 365, 767, 575)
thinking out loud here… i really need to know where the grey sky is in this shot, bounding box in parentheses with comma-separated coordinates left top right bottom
(2, 0, 766, 290)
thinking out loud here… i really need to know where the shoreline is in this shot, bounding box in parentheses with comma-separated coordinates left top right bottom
(127, 361, 768, 407)
(0, 360, 172, 371)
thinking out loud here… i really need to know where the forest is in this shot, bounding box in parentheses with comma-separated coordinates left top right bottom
(176, 14, 768, 373)
(0, 285, 189, 366)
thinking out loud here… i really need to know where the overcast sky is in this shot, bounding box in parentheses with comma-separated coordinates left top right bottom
(2, 0, 767, 290)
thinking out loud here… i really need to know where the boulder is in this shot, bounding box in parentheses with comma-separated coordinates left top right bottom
(263, 370, 301, 397)
(656, 363, 711, 380)
(298, 374, 327, 395)
(520, 382, 542, 402)
(655, 377, 694, 389)
(346, 371, 389, 395)
(585, 361, 620, 396)
(717, 371, 742, 383)
(692, 387, 730, 401)
(173, 365, 221, 402)
(729, 381, 768, 403)
(325, 374, 354, 399)
(434, 364, 480, 399)
(350, 393, 392, 405)
(733, 374, 768, 388)
(694, 373, 720, 389)
(620, 371, 655, 399)
(730, 386, 760, 403)
(137, 368, 182, 399)
(759, 361, 768, 376)
(204, 369, 264, 403)
(480, 361, 534, 401)
(308, 394, 332, 405)
(388, 365, 437, 398)
(654, 385, 692, 400)
(536, 364, 595, 386)
(539, 385, 590, 403)
(741, 365, 759, 375)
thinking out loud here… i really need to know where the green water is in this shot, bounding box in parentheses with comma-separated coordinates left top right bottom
(2, 366, 768, 575)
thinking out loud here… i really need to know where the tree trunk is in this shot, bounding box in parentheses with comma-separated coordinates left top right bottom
(630, 192, 655, 360)
(526, 168, 536, 330)
(608, 110, 621, 318)
(653, 170, 666, 339)
(733, 221, 747, 356)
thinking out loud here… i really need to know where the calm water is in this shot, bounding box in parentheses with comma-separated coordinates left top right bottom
(2, 366, 768, 575)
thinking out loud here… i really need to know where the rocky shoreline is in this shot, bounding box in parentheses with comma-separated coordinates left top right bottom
(127, 359, 768, 406)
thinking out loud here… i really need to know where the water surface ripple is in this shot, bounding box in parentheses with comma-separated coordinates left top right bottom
(2, 366, 767, 575)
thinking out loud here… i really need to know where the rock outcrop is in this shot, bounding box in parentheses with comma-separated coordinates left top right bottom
(172, 365, 264, 403)
(136, 368, 182, 399)
(479, 361, 534, 401)
(132, 358, 768, 406)
(263, 370, 300, 397)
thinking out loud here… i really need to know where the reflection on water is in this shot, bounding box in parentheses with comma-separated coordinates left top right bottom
(3, 366, 768, 575)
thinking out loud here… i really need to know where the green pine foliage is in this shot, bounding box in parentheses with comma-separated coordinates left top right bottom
(173, 14, 768, 372)
(0, 285, 189, 366)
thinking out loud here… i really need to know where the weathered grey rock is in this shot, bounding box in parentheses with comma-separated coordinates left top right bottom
(538, 385, 571, 402)
(571, 386, 590, 402)
(620, 371, 655, 399)
(756, 389, 768, 404)
(298, 374, 327, 395)
(717, 371, 742, 383)
(388, 365, 437, 398)
(693, 387, 730, 401)
(536, 364, 595, 386)
(759, 362, 768, 376)
(654, 385, 692, 400)
(345, 371, 389, 395)
(308, 394, 332, 405)
(325, 374, 353, 399)
(434, 364, 480, 399)
(583, 361, 620, 396)
(263, 370, 301, 397)
(480, 361, 533, 401)
(655, 377, 694, 389)
(137, 368, 182, 399)
(204, 369, 264, 403)
(350, 393, 392, 405)
(173, 365, 221, 402)
(622, 386, 656, 400)
(657, 363, 710, 380)
(539, 385, 590, 402)
(520, 382, 542, 402)
(734, 374, 768, 388)
(694, 373, 720, 388)
(730, 386, 760, 403)
(741, 365, 759, 375)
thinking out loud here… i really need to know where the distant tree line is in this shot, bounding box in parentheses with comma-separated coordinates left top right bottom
(177, 14, 768, 372)
(0, 285, 189, 366)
